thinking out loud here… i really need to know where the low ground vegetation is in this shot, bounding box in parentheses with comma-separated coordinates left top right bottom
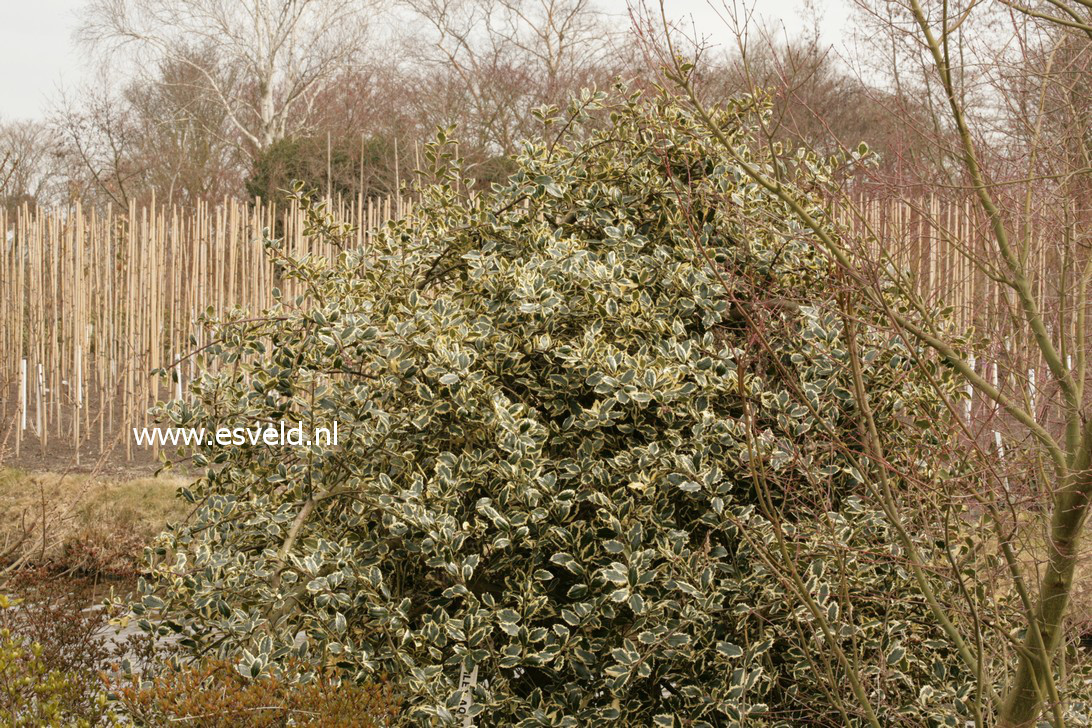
(0, 574, 399, 726)
(0, 469, 187, 577)
(109, 659, 399, 727)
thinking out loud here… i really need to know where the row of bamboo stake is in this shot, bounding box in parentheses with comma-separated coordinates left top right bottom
(0, 194, 406, 464)
(0, 193, 1066, 464)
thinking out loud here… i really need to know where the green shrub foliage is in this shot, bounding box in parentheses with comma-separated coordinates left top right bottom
(0, 594, 119, 727)
(136, 92, 983, 725)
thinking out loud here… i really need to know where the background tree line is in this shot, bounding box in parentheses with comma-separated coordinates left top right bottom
(0, 0, 927, 213)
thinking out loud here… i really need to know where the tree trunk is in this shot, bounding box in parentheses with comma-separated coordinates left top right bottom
(998, 465, 1091, 727)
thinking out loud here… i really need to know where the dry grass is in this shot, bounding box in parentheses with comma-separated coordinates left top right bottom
(0, 468, 189, 577)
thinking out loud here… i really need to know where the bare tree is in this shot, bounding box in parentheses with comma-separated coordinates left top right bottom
(80, 0, 374, 154)
(0, 121, 60, 211)
(123, 49, 246, 205)
(51, 84, 145, 207)
(398, 0, 621, 165)
(642, 0, 1092, 724)
(685, 22, 939, 182)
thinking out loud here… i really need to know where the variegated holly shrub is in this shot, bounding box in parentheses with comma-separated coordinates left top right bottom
(130, 91, 1011, 726)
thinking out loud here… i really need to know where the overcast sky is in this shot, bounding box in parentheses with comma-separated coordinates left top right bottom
(0, 0, 849, 122)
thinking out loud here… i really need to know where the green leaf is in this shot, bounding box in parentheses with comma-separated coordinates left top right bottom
(717, 642, 743, 659)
